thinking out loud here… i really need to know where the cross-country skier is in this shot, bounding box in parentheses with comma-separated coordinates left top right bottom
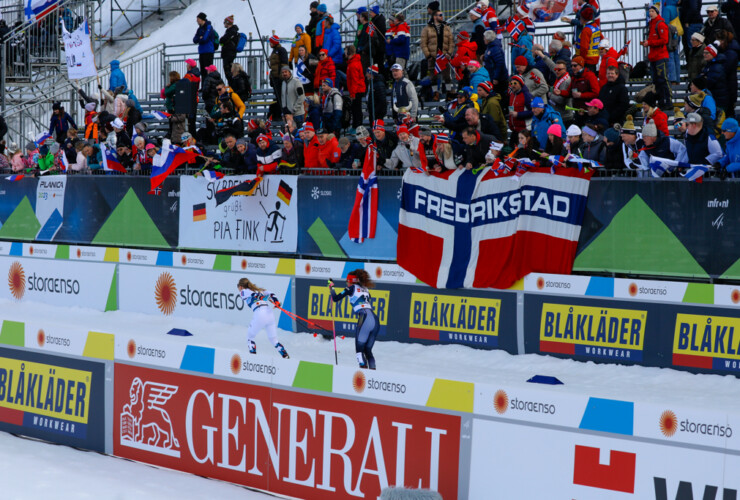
(328, 270, 379, 370)
(237, 278, 289, 358)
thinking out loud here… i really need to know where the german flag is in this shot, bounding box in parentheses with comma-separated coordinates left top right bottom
(215, 177, 263, 206)
(277, 180, 293, 205)
(192, 203, 206, 221)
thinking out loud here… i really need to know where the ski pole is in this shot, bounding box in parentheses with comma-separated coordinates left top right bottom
(273, 304, 334, 335)
(327, 288, 338, 365)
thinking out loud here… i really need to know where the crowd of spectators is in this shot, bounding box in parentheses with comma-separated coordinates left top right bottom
(2, 0, 740, 178)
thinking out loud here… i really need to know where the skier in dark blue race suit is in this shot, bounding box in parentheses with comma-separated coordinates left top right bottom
(329, 269, 380, 370)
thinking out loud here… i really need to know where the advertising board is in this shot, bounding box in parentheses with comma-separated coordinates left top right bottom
(0, 346, 106, 451)
(179, 175, 298, 253)
(118, 264, 290, 326)
(114, 363, 461, 500)
(0, 255, 116, 311)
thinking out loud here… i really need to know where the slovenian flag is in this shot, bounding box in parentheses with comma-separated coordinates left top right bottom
(5, 174, 25, 181)
(60, 152, 69, 171)
(101, 144, 126, 173)
(35, 132, 52, 146)
(348, 142, 378, 243)
(152, 111, 170, 120)
(151, 140, 197, 191)
(202, 169, 224, 182)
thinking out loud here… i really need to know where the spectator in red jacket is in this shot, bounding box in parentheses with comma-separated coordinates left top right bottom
(346, 45, 366, 133)
(641, 5, 671, 109)
(317, 128, 342, 169)
(596, 39, 619, 86)
(642, 92, 669, 135)
(450, 31, 478, 80)
(565, 56, 600, 127)
(313, 49, 336, 89)
(301, 122, 321, 171)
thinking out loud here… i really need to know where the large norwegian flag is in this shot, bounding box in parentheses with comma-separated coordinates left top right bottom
(348, 143, 378, 243)
(397, 167, 592, 289)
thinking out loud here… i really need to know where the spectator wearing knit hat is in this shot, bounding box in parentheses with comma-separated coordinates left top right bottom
(193, 13, 216, 90)
(717, 119, 740, 176)
(314, 48, 336, 90)
(637, 118, 687, 175)
(306, 2, 321, 46)
(220, 15, 240, 85)
(290, 24, 312, 65)
(450, 31, 478, 77)
(699, 41, 731, 114)
(513, 56, 548, 102)
(642, 92, 669, 136)
(476, 81, 507, 140)
(565, 56, 600, 126)
(686, 32, 706, 82)
(320, 78, 343, 136)
(507, 75, 533, 147)
(467, 60, 490, 93)
(387, 124, 425, 170)
(531, 97, 565, 149)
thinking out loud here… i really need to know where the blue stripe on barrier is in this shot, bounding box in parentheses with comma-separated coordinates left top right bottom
(579, 397, 634, 435)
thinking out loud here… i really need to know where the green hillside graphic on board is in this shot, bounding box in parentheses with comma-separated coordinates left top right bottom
(92, 188, 168, 247)
(720, 258, 740, 280)
(0, 197, 41, 240)
(574, 195, 708, 278)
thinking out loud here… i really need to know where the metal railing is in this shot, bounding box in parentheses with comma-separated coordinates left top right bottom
(104, 0, 194, 43)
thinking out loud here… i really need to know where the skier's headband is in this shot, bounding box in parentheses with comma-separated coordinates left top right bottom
(346, 274, 358, 285)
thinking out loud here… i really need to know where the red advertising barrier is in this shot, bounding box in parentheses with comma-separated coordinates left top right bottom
(113, 363, 461, 499)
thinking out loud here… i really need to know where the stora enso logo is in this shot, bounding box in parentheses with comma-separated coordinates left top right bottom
(494, 390, 509, 414)
(660, 410, 678, 437)
(353, 370, 367, 393)
(120, 377, 180, 457)
(154, 272, 177, 315)
(8, 261, 26, 300)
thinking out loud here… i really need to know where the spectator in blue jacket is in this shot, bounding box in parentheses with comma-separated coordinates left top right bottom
(531, 97, 565, 148)
(482, 30, 508, 98)
(108, 60, 127, 92)
(387, 13, 411, 67)
(511, 30, 534, 69)
(322, 17, 343, 65)
(467, 60, 490, 93)
(49, 103, 78, 144)
(193, 12, 216, 89)
(700, 43, 730, 115)
(718, 118, 740, 177)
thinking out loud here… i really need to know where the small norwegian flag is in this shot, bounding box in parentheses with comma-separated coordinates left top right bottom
(506, 17, 525, 40)
(434, 50, 449, 74)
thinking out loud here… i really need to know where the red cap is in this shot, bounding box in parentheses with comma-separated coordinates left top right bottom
(477, 81, 494, 93)
(303, 122, 315, 132)
(514, 56, 528, 67)
(457, 31, 471, 41)
(256, 134, 270, 143)
(397, 124, 409, 135)
(510, 75, 525, 87)
(373, 119, 385, 131)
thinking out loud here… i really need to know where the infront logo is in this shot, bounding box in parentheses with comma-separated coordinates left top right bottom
(494, 390, 508, 414)
(154, 272, 177, 315)
(660, 410, 678, 437)
(230, 353, 242, 375)
(8, 261, 25, 300)
(352, 370, 366, 393)
(120, 377, 180, 457)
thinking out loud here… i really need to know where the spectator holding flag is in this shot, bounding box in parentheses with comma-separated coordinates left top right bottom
(684, 112, 723, 165)
(421, 10, 454, 87)
(387, 124, 425, 170)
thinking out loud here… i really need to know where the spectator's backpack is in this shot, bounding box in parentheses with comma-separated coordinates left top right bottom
(236, 32, 248, 52)
(211, 28, 220, 48)
(667, 24, 679, 52)
(341, 95, 352, 129)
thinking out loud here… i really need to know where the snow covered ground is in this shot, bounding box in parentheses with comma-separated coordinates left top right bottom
(0, 432, 283, 500)
(2, 297, 739, 413)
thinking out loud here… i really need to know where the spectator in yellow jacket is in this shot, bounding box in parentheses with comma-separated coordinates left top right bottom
(290, 24, 312, 64)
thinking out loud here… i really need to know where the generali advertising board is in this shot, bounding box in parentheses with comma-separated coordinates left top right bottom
(113, 363, 461, 500)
